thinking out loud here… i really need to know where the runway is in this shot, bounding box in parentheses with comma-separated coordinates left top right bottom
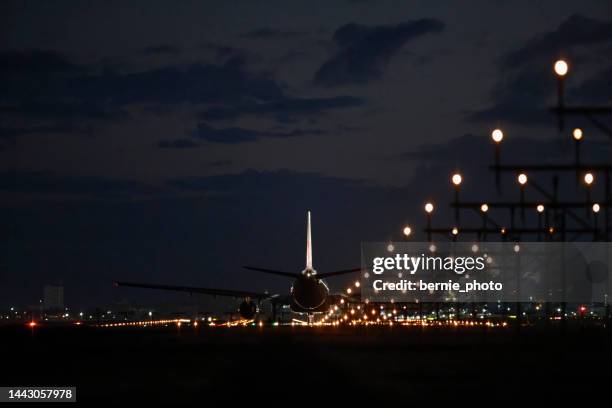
(3, 324, 611, 402)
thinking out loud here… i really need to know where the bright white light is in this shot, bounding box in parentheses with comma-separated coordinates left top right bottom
(403, 226, 412, 237)
(491, 129, 503, 143)
(451, 173, 462, 186)
(592, 203, 601, 213)
(584, 172, 594, 185)
(424, 203, 434, 214)
(573, 128, 583, 141)
(517, 173, 528, 185)
(537, 204, 545, 213)
(554, 60, 568, 76)
(480, 203, 489, 213)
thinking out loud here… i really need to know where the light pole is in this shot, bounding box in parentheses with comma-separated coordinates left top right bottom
(573, 128, 583, 184)
(491, 129, 503, 192)
(584, 172, 594, 217)
(424, 202, 434, 242)
(554, 59, 568, 131)
(592, 203, 600, 239)
(402, 225, 412, 240)
(480, 203, 488, 240)
(451, 226, 459, 242)
(517, 173, 528, 222)
(452, 172, 462, 223)
(537, 204, 545, 241)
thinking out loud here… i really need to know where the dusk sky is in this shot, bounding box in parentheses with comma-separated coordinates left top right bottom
(2, 0, 612, 307)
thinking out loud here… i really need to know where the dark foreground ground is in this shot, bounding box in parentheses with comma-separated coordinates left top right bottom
(2, 323, 611, 403)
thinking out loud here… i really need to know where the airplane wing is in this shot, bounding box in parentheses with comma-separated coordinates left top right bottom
(114, 281, 274, 300)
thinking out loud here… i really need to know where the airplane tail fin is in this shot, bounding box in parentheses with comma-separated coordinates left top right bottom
(306, 211, 312, 270)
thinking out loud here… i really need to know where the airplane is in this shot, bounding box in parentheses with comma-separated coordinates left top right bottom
(114, 211, 361, 321)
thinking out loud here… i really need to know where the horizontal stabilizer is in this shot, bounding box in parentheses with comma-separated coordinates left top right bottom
(316, 268, 362, 279)
(243, 266, 301, 278)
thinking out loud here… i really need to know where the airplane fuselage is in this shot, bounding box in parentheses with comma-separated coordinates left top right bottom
(290, 271, 329, 313)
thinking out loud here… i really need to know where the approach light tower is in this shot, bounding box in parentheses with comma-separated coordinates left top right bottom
(415, 58, 612, 325)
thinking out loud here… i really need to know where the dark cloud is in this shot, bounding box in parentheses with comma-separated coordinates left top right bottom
(0, 171, 159, 198)
(466, 68, 554, 125)
(167, 168, 363, 193)
(63, 64, 283, 106)
(0, 50, 81, 76)
(193, 123, 325, 144)
(273, 50, 312, 65)
(157, 139, 199, 149)
(210, 159, 232, 167)
(142, 44, 182, 55)
(314, 19, 444, 86)
(571, 64, 612, 103)
(0, 50, 283, 119)
(504, 14, 612, 67)
(241, 28, 308, 39)
(8, 101, 127, 120)
(1, 48, 363, 128)
(0, 123, 86, 140)
(200, 95, 365, 122)
(199, 42, 255, 66)
(470, 14, 612, 125)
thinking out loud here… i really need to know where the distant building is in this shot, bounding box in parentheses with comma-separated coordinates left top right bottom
(43, 285, 64, 311)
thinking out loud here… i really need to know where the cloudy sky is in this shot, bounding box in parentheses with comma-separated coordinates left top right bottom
(1, 0, 611, 307)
